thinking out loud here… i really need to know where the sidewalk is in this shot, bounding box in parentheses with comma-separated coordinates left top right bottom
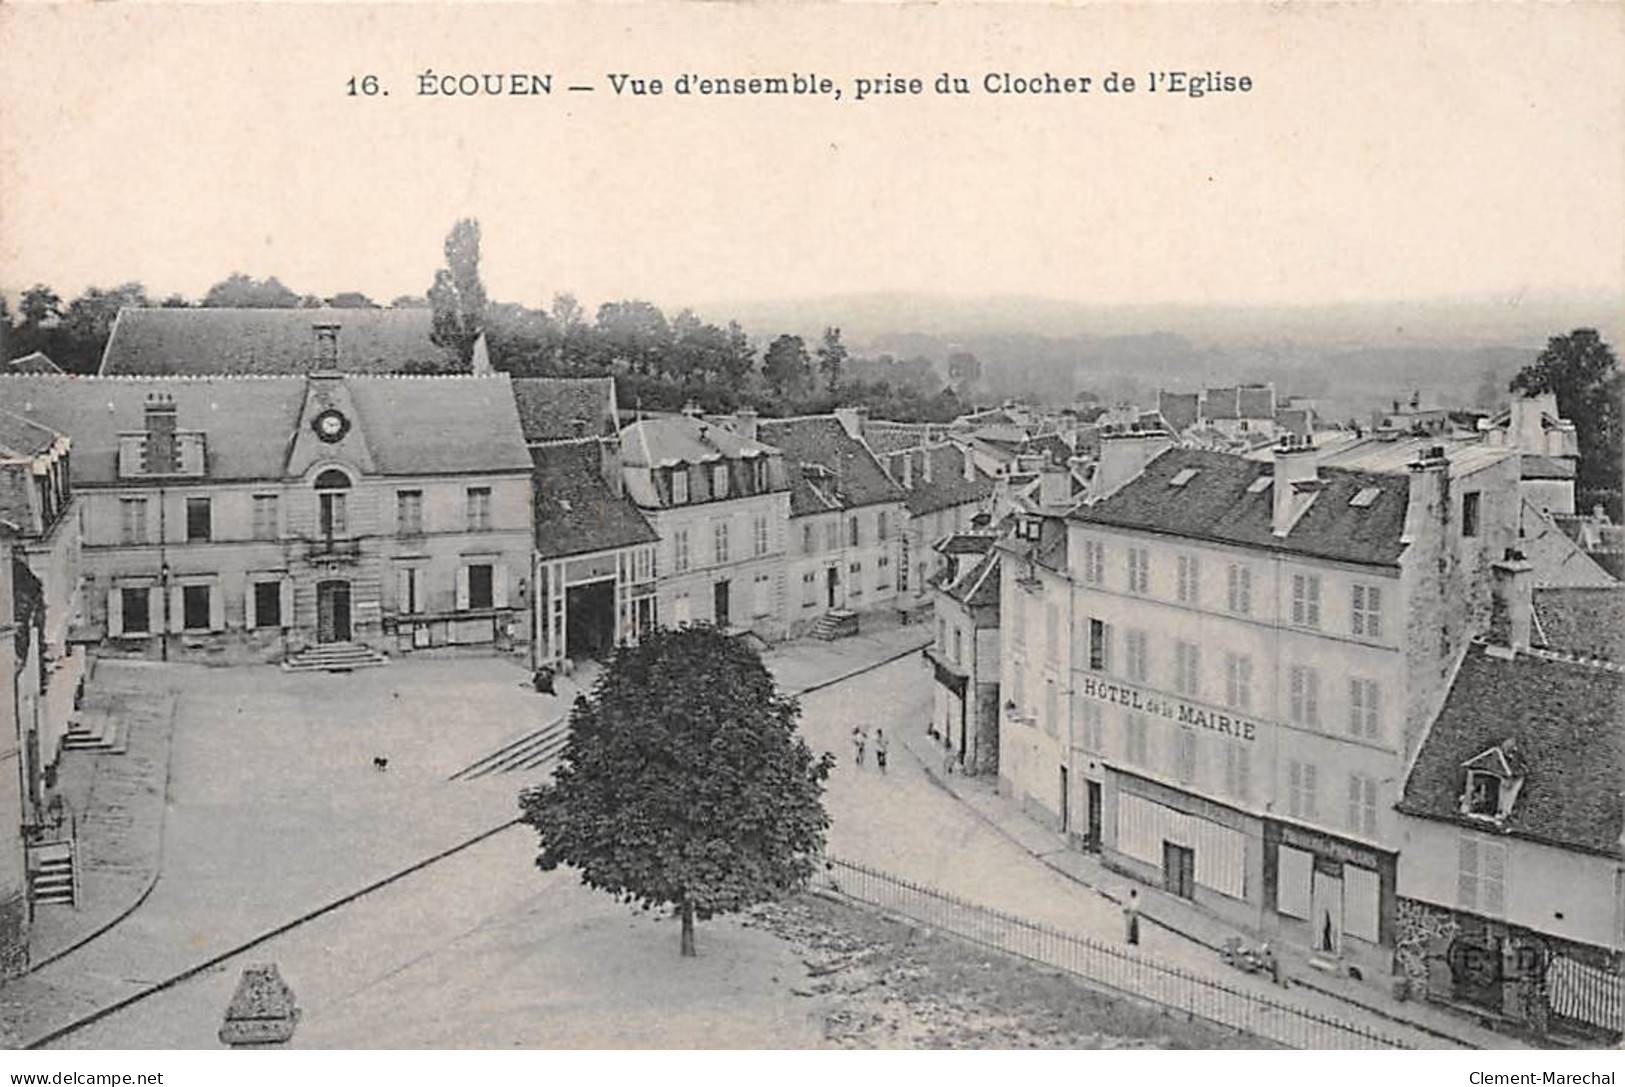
(895, 721, 1529, 1051)
(24, 662, 178, 971)
(764, 608, 933, 697)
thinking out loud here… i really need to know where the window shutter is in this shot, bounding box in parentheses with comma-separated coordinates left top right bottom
(245, 582, 257, 630)
(279, 579, 294, 629)
(1483, 843, 1506, 915)
(150, 586, 165, 634)
(397, 568, 412, 614)
(169, 585, 185, 633)
(108, 588, 124, 637)
(1457, 837, 1479, 909)
(494, 563, 510, 608)
(209, 583, 225, 631)
(1348, 775, 1361, 832)
(456, 566, 471, 610)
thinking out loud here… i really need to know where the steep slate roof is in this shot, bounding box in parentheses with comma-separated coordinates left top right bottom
(0, 374, 529, 481)
(1520, 502, 1619, 589)
(6, 351, 62, 375)
(619, 414, 776, 468)
(1398, 643, 1624, 858)
(1237, 385, 1275, 419)
(757, 416, 903, 516)
(1076, 448, 1412, 567)
(531, 440, 657, 560)
(1533, 587, 1625, 661)
(1158, 391, 1200, 433)
(512, 377, 619, 443)
(1201, 386, 1239, 421)
(99, 307, 464, 376)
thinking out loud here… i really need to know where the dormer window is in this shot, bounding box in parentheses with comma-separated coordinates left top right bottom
(1464, 771, 1501, 817)
(1458, 739, 1526, 823)
(670, 466, 689, 505)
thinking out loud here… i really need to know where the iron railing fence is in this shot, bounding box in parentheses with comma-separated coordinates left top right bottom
(817, 856, 1413, 1050)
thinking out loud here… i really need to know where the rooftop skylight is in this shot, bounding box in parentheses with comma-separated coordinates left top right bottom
(1350, 486, 1382, 508)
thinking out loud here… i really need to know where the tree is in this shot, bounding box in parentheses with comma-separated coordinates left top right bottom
(19, 284, 62, 328)
(329, 292, 378, 309)
(202, 273, 301, 308)
(762, 334, 811, 400)
(390, 294, 429, 308)
(947, 350, 982, 399)
(159, 293, 191, 309)
(1510, 329, 1623, 519)
(594, 300, 672, 375)
(428, 218, 488, 367)
(519, 626, 833, 957)
(815, 326, 848, 393)
(54, 283, 150, 372)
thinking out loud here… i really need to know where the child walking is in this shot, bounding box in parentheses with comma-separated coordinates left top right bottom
(874, 728, 889, 774)
(851, 726, 867, 768)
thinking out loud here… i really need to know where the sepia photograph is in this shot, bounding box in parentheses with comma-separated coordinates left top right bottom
(0, 0, 1622, 1074)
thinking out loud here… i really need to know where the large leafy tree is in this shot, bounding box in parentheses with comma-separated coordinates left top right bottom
(428, 218, 488, 367)
(593, 300, 672, 375)
(520, 626, 833, 957)
(762, 333, 811, 400)
(1510, 328, 1622, 519)
(947, 349, 982, 399)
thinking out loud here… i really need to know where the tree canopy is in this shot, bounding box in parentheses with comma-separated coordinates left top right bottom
(202, 273, 301, 309)
(1510, 328, 1622, 519)
(519, 626, 833, 956)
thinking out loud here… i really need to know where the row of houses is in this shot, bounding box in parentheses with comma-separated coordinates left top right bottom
(0, 308, 1003, 971)
(924, 401, 1624, 1041)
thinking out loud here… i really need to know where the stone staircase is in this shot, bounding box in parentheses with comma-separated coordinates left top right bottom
(281, 642, 390, 673)
(29, 843, 76, 907)
(809, 609, 860, 641)
(448, 713, 571, 781)
(60, 715, 124, 754)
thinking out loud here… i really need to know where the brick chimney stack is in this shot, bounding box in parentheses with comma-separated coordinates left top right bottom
(143, 393, 179, 474)
(312, 323, 340, 371)
(1489, 548, 1534, 654)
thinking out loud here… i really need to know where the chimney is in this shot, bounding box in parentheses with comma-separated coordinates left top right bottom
(1039, 465, 1071, 509)
(733, 407, 759, 442)
(143, 393, 179, 474)
(312, 323, 340, 370)
(1489, 547, 1534, 653)
(1094, 429, 1173, 499)
(963, 444, 975, 482)
(599, 438, 624, 497)
(833, 406, 864, 441)
(1271, 433, 1320, 537)
(1401, 444, 1451, 546)
(1509, 393, 1558, 454)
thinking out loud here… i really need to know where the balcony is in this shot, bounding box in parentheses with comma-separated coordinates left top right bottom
(303, 536, 363, 562)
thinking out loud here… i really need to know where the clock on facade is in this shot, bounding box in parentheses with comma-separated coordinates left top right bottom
(313, 408, 350, 443)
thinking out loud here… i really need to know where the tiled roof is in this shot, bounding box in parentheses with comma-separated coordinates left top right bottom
(1023, 434, 1073, 465)
(1076, 448, 1412, 567)
(757, 416, 903, 516)
(1398, 643, 1624, 858)
(1519, 503, 1619, 589)
(1276, 408, 1313, 439)
(946, 548, 1002, 609)
(863, 422, 944, 456)
(0, 374, 530, 482)
(1520, 454, 1576, 480)
(1237, 385, 1275, 419)
(888, 444, 997, 516)
(1533, 587, 1625, 661)
(937, 533, 997, 556)
(99, 307, 464, 376)
(512, 377, 618, 443)
(1158, 392, 1199, 433)
(0, 409, 64, 459)
(6, 351, 61, 375)
(531, 440, 657, 560)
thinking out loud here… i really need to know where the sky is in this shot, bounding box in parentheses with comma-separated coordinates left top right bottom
(1, 3, 1621, 316)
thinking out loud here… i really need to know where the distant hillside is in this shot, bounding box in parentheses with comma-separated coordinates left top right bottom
(689, 290, 1622, 419)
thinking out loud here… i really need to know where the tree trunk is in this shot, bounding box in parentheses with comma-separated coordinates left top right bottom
(680, 900, 696, 957)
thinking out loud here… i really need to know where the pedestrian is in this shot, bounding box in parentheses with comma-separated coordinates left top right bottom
(1123, 888, 1141, 946)
(874, 728, 889, 774)
(1260, 940, 1283, 987)
(851, 726, 867, 768)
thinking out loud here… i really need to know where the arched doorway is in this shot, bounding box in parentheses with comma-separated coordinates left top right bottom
(317, 579, 351, 643)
